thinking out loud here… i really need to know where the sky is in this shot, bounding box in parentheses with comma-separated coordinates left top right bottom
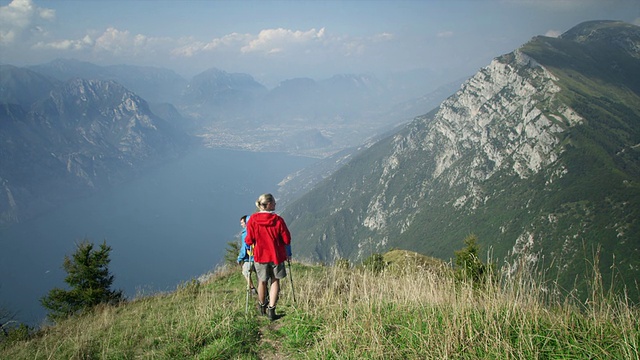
(1, 0, 639, 87)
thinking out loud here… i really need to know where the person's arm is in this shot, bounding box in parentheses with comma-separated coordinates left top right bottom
(280, 218, 291, 245)
(280, 218, 292, 259)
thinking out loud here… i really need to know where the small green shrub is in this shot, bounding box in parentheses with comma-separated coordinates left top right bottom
(361, 253, 387, 274)
(454, 234, 493, 286)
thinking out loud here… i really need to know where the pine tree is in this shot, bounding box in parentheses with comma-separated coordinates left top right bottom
(454, 234, 491, 286)
(40, 239, 123, 322)
(224, 241, 240, 266)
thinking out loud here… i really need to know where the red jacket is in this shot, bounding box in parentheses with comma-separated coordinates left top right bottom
(245, 211, 291, 265)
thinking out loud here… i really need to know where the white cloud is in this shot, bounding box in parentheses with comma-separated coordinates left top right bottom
(241, 27, 325, 54)
(168, 27, 332, 59)
(437, 31, 454, 38)
(373, 32, 394, 42)
(38, 7, 54, 20)
(171, 40, 206, 57)
(203, 32, 250, 51)
(28, 25, 181, 64)
(0, 2, 383, 72)
(89, 27, 176, 58)
(94, 27, 133, 54)
(2, 11, 393, 77)
(25, 25, 336, 65)
(33, 35, 92, 51)
(0, 0, 54, 45)
(170, 32, 250, 57)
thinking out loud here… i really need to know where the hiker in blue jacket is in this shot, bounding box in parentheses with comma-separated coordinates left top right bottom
(237, 215, 257, 294)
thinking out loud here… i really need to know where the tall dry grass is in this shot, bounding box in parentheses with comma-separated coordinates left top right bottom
(281, 259, 639, 359)
(1, 259, 638, 359)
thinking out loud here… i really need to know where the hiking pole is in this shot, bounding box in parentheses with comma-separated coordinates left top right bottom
(244, 262, 249, 314)
(287, 259, 296, 303)
(245, 285, 249, 314)
(244, 259, 255, 314)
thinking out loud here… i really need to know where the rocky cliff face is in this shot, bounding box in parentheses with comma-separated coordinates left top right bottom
(366, 50, 580, 230)
(283, 21, 640, 298)
(0, 73, 191, 224)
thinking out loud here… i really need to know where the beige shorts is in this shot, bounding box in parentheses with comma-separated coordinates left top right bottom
(242, 261, 255, 278)
(254, 262, 287, 282)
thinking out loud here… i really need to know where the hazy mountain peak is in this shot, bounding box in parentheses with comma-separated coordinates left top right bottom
(43, 58, 103, 71)
(0, 74, 190, 224)
(194, 67, 261, 84)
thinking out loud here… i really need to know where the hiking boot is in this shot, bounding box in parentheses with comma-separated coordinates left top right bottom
(257, 302, 267, 316)
(267, 306, 277, 321)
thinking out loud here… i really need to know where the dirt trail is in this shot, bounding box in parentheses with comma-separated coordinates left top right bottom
(256, 320, 289, 360)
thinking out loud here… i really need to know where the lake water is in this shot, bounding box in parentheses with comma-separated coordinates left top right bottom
(0, 148, 316, 325)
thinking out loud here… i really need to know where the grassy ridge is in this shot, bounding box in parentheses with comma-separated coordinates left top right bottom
(2, 254, 638, 359)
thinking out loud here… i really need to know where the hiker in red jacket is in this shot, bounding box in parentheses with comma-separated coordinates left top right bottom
(245, 193, 291, 321)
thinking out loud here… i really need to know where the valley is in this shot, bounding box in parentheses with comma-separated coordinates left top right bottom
(0, 148, 316, 325)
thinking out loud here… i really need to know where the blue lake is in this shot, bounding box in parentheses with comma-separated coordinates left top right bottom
(0, 148, 316, 325)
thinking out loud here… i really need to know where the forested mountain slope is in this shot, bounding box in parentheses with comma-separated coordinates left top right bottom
(283, 21, 640, 298)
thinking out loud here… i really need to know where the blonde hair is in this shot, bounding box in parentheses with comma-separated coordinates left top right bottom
(256, 193, 275, 211)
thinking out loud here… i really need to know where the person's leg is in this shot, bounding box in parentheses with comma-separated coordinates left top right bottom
(257, 281, 267, 306)
(270, 262, 287, 307)
(266, 278, 279, 320)
(266, 263, 287, 320)
(268, 279, 280, 307)
(254, 263, 269, 315)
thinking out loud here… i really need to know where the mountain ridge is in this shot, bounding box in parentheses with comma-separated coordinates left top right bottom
(282, 20, 640, 299)
(0, 73, 191, 224)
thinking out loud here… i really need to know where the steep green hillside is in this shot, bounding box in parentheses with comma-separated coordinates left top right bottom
(516, 21, 640, 294)
(282, 21, 640, 299)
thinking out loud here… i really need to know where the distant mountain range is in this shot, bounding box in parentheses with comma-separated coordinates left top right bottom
(21, 59, 461, 155)
(1, 55, 458, 225)
(282, 20, 640, 299)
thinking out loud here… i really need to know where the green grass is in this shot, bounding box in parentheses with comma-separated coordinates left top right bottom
(2, 255, 638, 359)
